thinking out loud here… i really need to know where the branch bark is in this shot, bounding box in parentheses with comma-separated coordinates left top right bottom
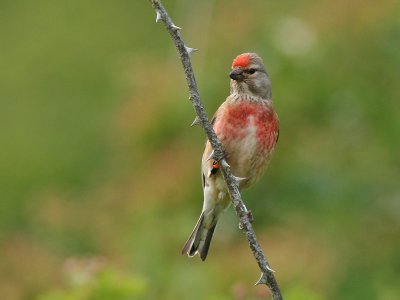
(149, 1, 283, 299)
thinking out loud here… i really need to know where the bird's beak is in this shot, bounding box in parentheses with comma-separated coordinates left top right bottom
(229, 68, 244, 81)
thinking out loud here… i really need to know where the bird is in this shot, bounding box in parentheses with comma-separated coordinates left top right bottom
(182, 53, 279, 261)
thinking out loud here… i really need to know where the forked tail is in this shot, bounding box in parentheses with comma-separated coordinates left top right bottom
(181, 211, 217, 261)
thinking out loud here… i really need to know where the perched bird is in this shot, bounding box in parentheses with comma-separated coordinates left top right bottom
(182, 53, 279, 260)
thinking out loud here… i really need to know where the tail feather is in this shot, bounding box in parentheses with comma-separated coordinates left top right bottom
(182, 211, 218, 261)
(196, 223, 216, 260)
(181, 212, 204, 256)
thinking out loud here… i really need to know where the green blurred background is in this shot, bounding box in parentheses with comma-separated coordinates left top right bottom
(1, 0, 399, 299)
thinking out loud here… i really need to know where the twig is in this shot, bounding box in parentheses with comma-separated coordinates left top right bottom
(149, 1, 283, 299)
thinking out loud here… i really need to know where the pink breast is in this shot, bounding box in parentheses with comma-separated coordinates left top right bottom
(214, 102, 279, 153)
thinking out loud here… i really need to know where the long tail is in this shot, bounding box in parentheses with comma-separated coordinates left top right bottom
(181, 211, 218, 261)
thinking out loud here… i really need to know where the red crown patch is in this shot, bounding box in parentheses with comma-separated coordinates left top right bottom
(232, 53, 250, 68)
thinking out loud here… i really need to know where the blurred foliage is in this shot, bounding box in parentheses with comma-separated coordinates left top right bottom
(37, 257, 147, 300)
(0, 0, 399, 299)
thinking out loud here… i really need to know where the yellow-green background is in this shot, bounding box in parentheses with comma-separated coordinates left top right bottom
(1, 1, 399, 299)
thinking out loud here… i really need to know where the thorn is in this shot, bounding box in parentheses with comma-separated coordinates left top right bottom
(155, 11, 162, 23)
(221, 160, 230, 168)
(266, 265, 275, 273)
(255, 273, 268, 286)
(233, 175, 247, 184)
(207, 150, 226, 163)
(185, 46, 198, 56)
(171, 24, 182, 31)
(206, 150, 215, 162)
(190, 116, 201, 127)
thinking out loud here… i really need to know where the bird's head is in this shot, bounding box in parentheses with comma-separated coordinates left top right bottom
(229, 53, 272, 99)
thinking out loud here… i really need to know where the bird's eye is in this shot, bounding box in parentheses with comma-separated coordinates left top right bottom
(248, 68, 256, 74)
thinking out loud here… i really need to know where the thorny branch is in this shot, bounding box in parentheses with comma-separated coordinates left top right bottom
(149, 1, 283, 299)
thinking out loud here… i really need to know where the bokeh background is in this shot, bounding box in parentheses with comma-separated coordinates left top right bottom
(1, 0, 399, 299)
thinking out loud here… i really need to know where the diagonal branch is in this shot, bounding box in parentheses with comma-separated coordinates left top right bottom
(149, 1, 283, 299)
